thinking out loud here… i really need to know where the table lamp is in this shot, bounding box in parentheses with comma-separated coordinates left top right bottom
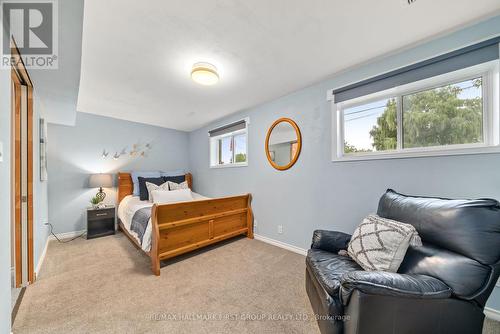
(89, 173, 113, 202)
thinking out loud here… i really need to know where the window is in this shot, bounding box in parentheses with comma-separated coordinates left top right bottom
(330, 38, 500, 161)
(233, 133, 247, 163)
(402, 78, 483, 149)
(209, 118, 248, 168)
(341, 76, 487, 156)
(344, 97, 397, 153)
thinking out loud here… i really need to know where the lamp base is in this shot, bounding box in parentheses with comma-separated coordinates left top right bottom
(96, 187, 106, 202)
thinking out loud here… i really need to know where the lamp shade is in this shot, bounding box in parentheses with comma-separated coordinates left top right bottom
(89, 174, 113, 188)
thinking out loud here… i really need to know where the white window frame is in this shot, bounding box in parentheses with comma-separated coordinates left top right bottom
(330, 60, 500, 162)
(209, 118, 249, 168)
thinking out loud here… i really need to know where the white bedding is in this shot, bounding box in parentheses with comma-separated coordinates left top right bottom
(118, 192, 208, 252)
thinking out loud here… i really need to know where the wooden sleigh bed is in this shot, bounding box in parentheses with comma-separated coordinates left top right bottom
(117, 172, 253, 276)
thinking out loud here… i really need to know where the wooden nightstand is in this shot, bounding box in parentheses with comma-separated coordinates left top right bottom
(87, 206, 116, 239)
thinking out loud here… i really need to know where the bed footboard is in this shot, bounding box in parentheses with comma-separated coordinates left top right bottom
(150, 194, 253, 275)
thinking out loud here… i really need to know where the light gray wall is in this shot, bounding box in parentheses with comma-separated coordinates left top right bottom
(189, 16, 500, 310)
(33, 96, 50, 274)
(47, 112, 190, 234)
(0, 24, 12, 333)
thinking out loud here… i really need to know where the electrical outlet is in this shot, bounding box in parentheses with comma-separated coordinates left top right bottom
(0, 142, 3, 162)
(278, 225, 283, 234)
(254, 219, 257, 227)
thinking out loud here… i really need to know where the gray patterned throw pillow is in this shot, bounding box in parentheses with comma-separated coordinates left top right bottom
(168, 181, 189, 190)
(347, 214, 422, 272)
(145, 181, 169, 202)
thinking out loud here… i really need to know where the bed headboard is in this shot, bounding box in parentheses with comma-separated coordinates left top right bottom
(117, 172, 193, 204)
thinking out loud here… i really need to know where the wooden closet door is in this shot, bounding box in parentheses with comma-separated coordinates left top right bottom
(11, 74, 34, 287)
(12, 80, 22, 288)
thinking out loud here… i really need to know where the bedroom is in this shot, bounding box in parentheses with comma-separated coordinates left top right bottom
(2, 0, 500, 333)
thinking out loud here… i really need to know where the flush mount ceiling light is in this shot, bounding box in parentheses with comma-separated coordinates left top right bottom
(191, 62, 219, 86)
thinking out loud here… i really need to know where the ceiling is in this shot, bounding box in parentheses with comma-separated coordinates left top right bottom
(29, 0, 84, 126)
(77, 0, 500, 131)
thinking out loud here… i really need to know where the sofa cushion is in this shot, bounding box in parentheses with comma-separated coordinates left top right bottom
(311, 230, 351, 253)
(340, 271, 452, 306)
(377, 189, 500, 265)
(378, 189, 500, 307)
(398, 243, 492, 301)
(306, 249, 362, 297)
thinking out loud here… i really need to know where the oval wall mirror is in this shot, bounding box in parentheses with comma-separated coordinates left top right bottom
(265, 118, 302, 170)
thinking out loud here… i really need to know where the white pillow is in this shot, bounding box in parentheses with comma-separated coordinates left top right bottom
(145, 181, 169, 202)
(168, 181, 189, 190)
(347, 214, 422, 272)
(151, 189, 193, 204)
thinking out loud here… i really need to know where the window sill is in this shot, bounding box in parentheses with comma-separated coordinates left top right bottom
(332, 145, 500, 162)
(209, 163, 248, 169)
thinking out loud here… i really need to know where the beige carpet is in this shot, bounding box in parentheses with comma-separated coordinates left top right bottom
(13, 233, 319, 333)
(13, 233, 500, 334)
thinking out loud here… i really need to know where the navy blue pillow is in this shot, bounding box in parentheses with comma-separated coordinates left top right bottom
(163, 175, 186, 184)
(137, 177, 165, 201)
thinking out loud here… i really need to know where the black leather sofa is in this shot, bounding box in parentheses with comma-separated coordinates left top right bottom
(306, 189, 500, 334)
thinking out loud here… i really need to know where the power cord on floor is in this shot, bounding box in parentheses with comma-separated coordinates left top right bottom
(45, 223, 86, 243)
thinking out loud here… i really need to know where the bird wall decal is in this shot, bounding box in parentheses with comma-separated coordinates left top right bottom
(102, 142, 151, 160)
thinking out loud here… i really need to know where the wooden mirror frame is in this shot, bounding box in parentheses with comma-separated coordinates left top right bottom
(265, 118, 302, 171)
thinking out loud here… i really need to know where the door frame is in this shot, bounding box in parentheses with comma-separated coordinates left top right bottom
(11, 39, 34, 286)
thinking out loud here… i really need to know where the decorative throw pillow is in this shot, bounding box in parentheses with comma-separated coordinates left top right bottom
(131, 171, 161, 196)
(151, 189, 193, 204)
(163, 175, 186, 184)
(168, 181, 189, 190)
(145, 181, 169, 202)
(137, 177, 164, 201)
(347, 214, 422, 272)
(160, 170, 185, 178)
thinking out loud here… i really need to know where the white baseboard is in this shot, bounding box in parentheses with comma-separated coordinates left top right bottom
(48, 229, 86, 241)
(35, 236, 49, 277)
(254, 234, 307, 256)
(485, 307, 500, 321)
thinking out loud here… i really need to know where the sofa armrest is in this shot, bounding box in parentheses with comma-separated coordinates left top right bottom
(340, 271, 452, 305)
(311, 230, 351, 253)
